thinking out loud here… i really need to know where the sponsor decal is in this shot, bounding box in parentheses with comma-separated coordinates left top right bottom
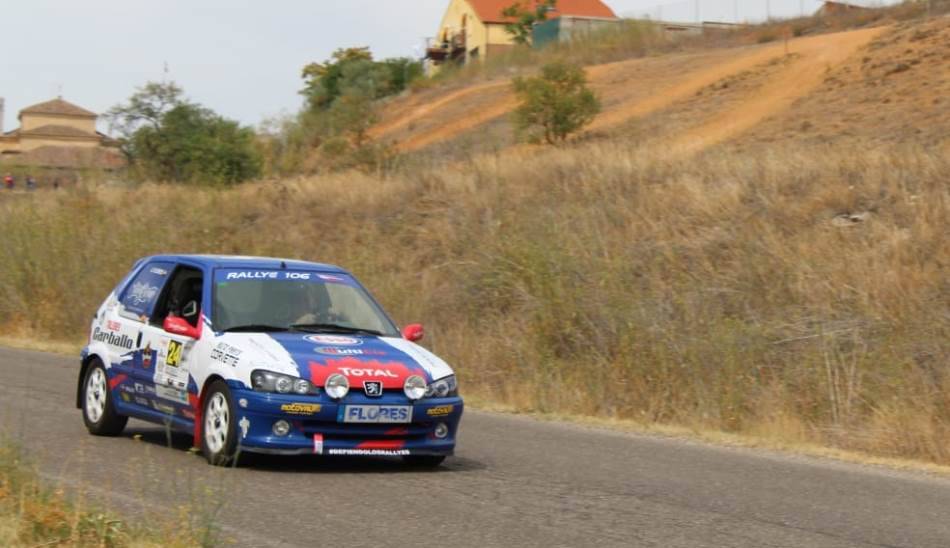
(165, 340, 183, 367)
(239, 416, 250, 439)
(210, 342, 243, 367)
(315, 347, 384, 356)
(238, 398, 248, 409)
(340, 368, 397, 378)
(305, 335, 361, 346)
(313, 434, 324, 455)
(327, 449, 411, 456)
(226, 271, 279, 280)
(182, 409, 196, 420)
(224, 270, 317, 281)
(92, 327, 134, 350)
(317, 274, 346, 283)
(152, 401, 175, 415)
(427, 405, 455, 417)
(127, 282, 159, 306)
(363, 381, 383, 397)
(120, 392, 131, 402)
(281, 403, 321, 415)
(156, 385, 188, 404)
(142, 343, 153, 368)
(134, 383, 147, 394)
(149, 267, 169, 276)
(106, 320, 122, 332)
(119, 384, 135, 394)
(309, 357, 428, 390)
(134, 396, 150, 406)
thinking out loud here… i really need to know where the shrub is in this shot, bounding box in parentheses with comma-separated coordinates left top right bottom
(512, 61, 601, 144)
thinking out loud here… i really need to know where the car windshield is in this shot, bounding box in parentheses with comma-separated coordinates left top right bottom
(212, 269, 399, 336)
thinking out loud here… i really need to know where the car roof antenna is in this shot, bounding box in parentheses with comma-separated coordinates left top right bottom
(280, 260, 287, 269)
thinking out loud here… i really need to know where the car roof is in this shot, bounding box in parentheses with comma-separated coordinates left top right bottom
(141, 254, 349, 273)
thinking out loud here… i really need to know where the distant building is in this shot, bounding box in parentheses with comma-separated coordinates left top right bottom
(425, 0, 618, 71)
(816, 0, 875, 17)
(532, 15, 623, 49)
(0, 98, 124, 171)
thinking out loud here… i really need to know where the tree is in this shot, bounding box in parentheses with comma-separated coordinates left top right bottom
(105, 81, 184, 162)
(512, 61, 601, 145)
(107, 82, 261, 184)
(502, 0, 557, 45)
(300, 47, 374, 111)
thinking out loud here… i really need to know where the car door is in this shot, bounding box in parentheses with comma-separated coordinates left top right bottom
(108, 261, 175, 409)
(145, 263, 207, 417)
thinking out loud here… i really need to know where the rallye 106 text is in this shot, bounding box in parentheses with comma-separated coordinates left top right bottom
(78, 255, 463, 467)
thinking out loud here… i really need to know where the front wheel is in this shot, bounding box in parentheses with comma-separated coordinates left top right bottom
(201, 381, 240, 466)
(81, 359, 128, 436)
(402, 455, 446, 468)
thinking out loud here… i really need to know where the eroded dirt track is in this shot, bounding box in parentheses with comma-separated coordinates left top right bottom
(373, 27, 887, 153)
(4, 347, 950, 548)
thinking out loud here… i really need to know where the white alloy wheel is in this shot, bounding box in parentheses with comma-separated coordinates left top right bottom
(85, 367, 108, 423)
(204, 392, 230, 454)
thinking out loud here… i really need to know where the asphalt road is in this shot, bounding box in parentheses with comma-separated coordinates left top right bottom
(2, 346, 950, 548)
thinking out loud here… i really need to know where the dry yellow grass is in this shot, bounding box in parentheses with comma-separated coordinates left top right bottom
(0, 441, 205, 547)
(1, 139, 947, 464)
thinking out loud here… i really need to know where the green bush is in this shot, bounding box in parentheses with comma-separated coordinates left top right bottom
(512, 61, 601, 144)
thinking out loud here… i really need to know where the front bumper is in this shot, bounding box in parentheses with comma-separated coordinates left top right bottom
(230, 385, 463, 457)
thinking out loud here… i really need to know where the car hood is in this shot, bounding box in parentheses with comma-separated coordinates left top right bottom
(215, 332, 454, 388)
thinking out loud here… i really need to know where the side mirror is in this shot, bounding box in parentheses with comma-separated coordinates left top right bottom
(402, 324, 425, 342)
(164, 315, 201, 340)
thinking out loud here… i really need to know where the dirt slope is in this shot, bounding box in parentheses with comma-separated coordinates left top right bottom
(371, 17, 948, 154)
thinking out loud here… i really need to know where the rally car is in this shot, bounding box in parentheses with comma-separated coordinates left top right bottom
(78, 255, 463, 467)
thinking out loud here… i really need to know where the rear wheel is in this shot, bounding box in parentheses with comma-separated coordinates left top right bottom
(402, 455, 446, 468)
(201, 381, 240, 467)
(81, 359, 128, 436)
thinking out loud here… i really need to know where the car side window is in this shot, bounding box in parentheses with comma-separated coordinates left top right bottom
(118, 262, 175, 321)
(151, 266, 204, 328)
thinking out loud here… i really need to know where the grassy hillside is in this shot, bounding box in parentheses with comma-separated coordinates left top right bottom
(1, 139, 947, 463)
(0, 6, 947, 466)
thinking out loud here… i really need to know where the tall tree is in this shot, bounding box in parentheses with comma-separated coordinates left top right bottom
(107, 82, 261, 184)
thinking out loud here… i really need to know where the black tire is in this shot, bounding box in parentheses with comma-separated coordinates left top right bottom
(402, 455, 447, 468)
(200, 381, 240, 467)
(81, 359, 128, 436)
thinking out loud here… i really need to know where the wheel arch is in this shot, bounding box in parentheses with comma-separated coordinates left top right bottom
(193, 374, 228, 448)
(76, 353, 104, 408)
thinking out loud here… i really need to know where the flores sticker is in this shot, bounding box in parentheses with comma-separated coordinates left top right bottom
(305, 335, 361, 346)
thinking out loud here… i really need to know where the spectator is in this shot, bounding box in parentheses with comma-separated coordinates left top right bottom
(3, 173, 13, 190)
(53, 178, 61, 190)
(26, 175, 37, 191)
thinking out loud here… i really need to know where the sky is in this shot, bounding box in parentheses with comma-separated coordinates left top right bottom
(0, 0, 869, 131)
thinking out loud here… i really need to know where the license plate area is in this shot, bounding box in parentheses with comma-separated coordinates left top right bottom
(341, 405, 413, 424)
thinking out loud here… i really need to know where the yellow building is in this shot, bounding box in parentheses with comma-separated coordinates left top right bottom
(425, 0, 618, 70)
(0, 98, 124, 170)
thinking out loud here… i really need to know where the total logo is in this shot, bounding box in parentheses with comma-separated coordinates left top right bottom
(305, 335, 361, 346)
(340, 368, 398, 378)
(315, 347, 385, 356)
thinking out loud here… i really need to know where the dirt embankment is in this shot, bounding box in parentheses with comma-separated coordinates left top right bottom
(371, 17, 949, 154)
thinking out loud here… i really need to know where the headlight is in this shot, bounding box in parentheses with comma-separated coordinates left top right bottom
(325, 373, 349, 399)
(404, 375, 427, 400)
(425, 375, 458, 398)
(251, 370, 319, 395)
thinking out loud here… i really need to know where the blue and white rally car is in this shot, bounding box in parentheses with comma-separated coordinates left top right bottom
(78, 255, 463, 467)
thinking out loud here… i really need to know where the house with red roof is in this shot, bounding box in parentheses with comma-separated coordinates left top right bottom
(425, 0, 618, 70)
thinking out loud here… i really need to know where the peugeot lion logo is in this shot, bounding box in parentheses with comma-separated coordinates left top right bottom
(363, 381, 383, 397)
